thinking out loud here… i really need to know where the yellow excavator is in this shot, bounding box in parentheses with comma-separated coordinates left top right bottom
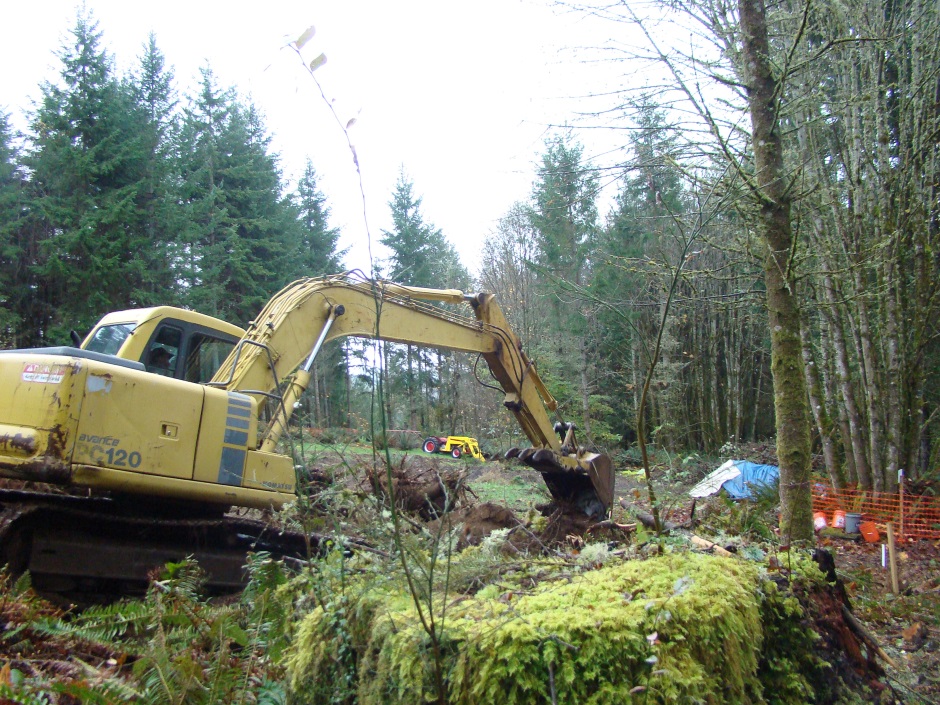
(0, 273, 614, 595)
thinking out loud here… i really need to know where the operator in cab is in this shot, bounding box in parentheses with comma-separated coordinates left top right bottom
(147, 346, 173, 376)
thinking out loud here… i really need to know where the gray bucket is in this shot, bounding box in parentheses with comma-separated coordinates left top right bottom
(844, 512, 862, 534)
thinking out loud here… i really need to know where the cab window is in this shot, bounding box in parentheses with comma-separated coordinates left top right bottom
(85, 323, 137, 355)
(145, 325, 183, 376)
(183, 333, 236, 383)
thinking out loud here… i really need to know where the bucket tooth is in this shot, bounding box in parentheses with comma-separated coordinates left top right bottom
(518, 447, 537, 462)
(504, 447, 521, 459)
(531, 448, 563, 470)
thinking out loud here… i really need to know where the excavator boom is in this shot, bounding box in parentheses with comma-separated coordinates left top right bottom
(212, 274, 614, 515)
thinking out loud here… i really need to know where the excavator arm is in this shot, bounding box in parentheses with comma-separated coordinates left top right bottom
(211, 274, 614, 516)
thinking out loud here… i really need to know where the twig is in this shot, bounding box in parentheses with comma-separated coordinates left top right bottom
(586, 520, 637, 536)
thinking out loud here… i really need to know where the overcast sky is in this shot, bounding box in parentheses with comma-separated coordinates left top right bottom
(0, 1, 627, 279)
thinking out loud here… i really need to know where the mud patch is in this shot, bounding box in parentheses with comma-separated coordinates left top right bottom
(427, 502, 522, 549)
(427, 499, 629, 554)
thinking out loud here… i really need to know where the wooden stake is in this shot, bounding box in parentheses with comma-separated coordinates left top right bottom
(898, 469, 905, 538)
(886, 522, 899, 594)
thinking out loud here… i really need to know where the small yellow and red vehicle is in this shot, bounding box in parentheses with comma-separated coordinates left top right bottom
(422, 435, 485, 460)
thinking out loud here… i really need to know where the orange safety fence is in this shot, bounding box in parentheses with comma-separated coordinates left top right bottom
(812, 484, 940, 539)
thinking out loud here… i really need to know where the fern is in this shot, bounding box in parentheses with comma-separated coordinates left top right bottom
(256, 678, 288, 705)
(33, 598, 155, 644)
(4, 555, 304, 704)
(0, 683, 50, 705)
(53, 677, 142, 704)
(12, 570, 33, 596)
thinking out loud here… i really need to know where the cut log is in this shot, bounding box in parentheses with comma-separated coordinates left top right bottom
(690, 535, 734, 557)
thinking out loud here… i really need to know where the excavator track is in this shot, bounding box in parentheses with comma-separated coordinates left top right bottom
(0, 489, 316, 602)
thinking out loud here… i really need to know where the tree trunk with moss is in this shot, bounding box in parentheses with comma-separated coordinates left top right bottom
(738, 0, 812, 540)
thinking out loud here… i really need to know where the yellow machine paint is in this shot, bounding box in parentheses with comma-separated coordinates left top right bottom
(0, 350, 295, 509)
(0, 353, 84, 483)
(73, 368, 202, 480)
(0, 307, 295, 510)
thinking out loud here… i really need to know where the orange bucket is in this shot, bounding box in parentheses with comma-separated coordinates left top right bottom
(860, 521, 880, 543)
(832, 510, 846, 529)
(813, 511, 828, 531)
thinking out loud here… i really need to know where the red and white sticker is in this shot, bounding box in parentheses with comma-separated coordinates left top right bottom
(22, 363, 65, 384)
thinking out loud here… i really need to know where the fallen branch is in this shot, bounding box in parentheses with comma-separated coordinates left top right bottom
(690, 535, 734, 557)
(618, 499, 679, 532)
(841, 605, 898, 669)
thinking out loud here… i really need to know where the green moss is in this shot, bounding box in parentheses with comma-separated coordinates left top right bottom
(754, 578, 819, 704)
(283, 550, 862, 704)
(288, 554, 820, 704)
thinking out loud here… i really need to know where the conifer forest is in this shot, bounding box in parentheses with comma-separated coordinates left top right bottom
(1, 2, 939, 703)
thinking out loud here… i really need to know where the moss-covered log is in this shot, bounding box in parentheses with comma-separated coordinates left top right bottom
(286, 553, 847, 704)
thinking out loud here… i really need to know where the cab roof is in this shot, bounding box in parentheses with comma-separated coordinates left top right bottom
(92, 306, 246, 340)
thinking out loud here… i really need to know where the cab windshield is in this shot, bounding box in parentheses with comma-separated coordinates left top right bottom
(84, 323, 137, 356)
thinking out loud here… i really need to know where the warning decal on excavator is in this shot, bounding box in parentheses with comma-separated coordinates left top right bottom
(217, 393, 251, 486)
(22, 363, 65, 384)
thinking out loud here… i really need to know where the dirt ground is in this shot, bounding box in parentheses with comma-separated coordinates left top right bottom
(2, 446, 937, 702)
(358, 450, 940, 703)
(821, 534, 940, 700)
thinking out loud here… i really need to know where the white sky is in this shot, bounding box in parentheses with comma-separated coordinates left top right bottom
(0, 1, 629, 279)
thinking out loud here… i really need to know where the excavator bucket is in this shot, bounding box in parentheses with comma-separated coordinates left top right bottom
(510, 448, 615, 519)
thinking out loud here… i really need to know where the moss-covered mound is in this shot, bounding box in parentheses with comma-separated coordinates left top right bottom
(286, 552, 834, 704)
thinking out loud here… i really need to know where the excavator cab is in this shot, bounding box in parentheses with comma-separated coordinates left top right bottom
(83, 307, 244, 383)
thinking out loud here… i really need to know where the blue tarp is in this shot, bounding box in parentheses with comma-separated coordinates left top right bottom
(720, 461, 779, 499)
(689, 459, 780, 500)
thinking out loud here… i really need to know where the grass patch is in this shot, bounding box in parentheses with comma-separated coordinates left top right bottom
(297, 442, 444, 460)
(469, 468, 549, 512)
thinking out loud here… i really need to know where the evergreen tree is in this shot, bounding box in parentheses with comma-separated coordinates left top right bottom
(219, 101, 296, 320)
(530, 133, 599, 288)
(290, 159, 345, 277)
(528, 132, 600, 435)
(290, 159, 347, 426)
(379, 170, 450, 430)
(606, 102, 684, 249)
(176, 68, 233, 316)
(0, 111, 36, 345)
(380, 169, 446, 287)
(25, 9, 152, 340)
(177, 70, 295, 324)
(597, 102, 687, 445)
(127, 33, 179, 303)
